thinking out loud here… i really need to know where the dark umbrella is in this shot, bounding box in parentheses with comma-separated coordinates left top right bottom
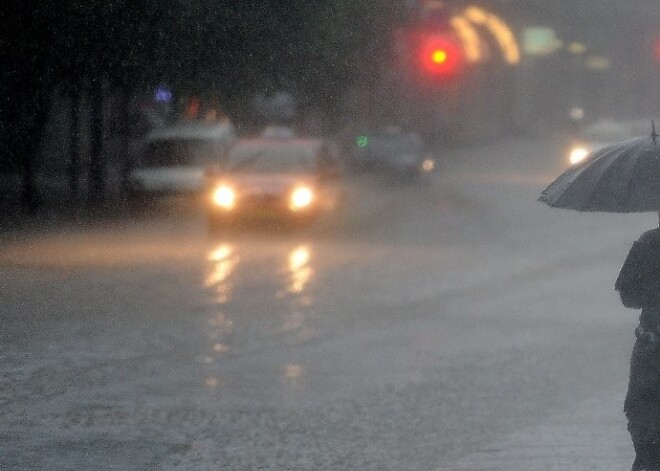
(539, 124, 660, 214)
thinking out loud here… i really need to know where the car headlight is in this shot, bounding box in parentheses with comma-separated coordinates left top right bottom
(289, 186, 314, 211)
(212, 185, 235, 210)
(569, 147, 589, 165)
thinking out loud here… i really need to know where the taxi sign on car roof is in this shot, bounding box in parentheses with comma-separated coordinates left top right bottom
(147, 122, 235, 142)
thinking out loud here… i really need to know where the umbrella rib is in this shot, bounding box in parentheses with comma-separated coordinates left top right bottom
(623, 141, 660, 212)
(588, 141, 641, 211)
(539, 148, 607, 205)
(553, 143, 627, 210)
(621, 146, 646, 211)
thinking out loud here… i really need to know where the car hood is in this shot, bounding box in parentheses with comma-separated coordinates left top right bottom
(216, 173, 315, 196)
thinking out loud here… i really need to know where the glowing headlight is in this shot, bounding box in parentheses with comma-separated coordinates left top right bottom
(289, 186, 314, 211)
(212, 185, 235, 210)
(421, 158, 435, 172)
(569, 147, 589, 165)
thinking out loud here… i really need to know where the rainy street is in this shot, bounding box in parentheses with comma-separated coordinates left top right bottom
(0, 136, 651, 469)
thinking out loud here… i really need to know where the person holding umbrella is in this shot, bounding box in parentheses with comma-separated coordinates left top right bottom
(539, 123, 660, 470)
(616, 225, 660, 470)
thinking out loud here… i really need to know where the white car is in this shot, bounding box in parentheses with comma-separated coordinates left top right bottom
(127, 122, 236, 197)
(205, 137, 344, 231)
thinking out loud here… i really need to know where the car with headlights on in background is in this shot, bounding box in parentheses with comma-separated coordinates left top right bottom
(205, 137, 343, 231)
(351, 126, 435, 181)
(566, 119, 652, 167)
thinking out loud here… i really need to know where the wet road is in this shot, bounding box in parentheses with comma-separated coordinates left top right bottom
(0, 137, 654, 469)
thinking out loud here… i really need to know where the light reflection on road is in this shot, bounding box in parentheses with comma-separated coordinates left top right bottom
(200, 243, 237, 382)
(285, 363, 304, 379)
(204, 376, 221, 388)
(282, 244, 316, 344)
(213, 342, 229, 353)
(201, 240, 319, 387)
(205, 243, 239, 304)
(287, 245, 313, 295)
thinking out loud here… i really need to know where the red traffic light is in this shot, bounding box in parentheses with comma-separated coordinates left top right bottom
(418, 34, 463, 80)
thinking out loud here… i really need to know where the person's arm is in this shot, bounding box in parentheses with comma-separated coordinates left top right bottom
(616, 240, 648, 309)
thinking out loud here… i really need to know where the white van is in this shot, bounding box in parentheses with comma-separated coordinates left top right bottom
(127, 122, 236, 197)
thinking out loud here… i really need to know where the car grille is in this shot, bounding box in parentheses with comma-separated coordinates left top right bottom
(241, 194, 283, 208)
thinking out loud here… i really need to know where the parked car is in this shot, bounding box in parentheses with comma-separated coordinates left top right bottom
(205, 137, 343, 231)
(127, 121, 236, 199)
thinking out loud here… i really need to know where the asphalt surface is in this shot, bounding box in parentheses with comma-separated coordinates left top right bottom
(1, 136, 654, 470)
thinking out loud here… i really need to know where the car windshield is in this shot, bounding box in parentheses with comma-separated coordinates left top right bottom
(140, 139, 226, 167)
(369, 134, 424, 159)
(225, 144, 315, 173)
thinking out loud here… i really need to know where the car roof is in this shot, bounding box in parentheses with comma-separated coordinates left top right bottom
(147, 122, 236, 142)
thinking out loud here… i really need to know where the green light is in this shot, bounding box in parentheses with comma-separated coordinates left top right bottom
(356, 135, 369, 147)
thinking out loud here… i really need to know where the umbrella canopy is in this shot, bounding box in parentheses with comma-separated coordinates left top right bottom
(539, 131, 660, 213)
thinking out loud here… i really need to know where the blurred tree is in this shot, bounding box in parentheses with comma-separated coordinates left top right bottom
(1, 1, 58, 211)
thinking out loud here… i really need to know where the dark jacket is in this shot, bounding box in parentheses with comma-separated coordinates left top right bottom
(616, 227, 660, 309)
(618, 228, 660, 471)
